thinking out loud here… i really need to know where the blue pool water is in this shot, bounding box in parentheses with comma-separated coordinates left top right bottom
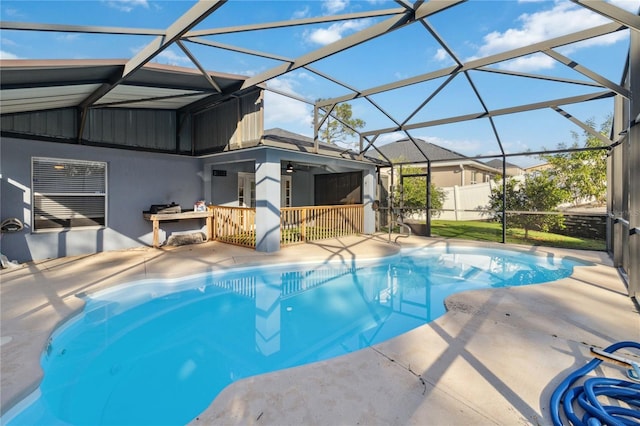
(4, 246, 582, 425)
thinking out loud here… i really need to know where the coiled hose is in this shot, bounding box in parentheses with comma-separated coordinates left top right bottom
(550, 341, 640, 426)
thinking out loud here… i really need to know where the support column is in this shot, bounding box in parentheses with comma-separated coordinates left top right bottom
(362, 166, 376, 234)
(611, 95, 624, 267)
(628, 29, 639, 298)
(255, 150, 281, 252)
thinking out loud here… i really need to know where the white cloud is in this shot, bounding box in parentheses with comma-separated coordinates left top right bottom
(56, 34, 80, 42)
(499, 52, 557, 72)
(264, 77, 314, 133)
(131, 45, 189, 66)
(294, 71, 317, 83)
(470, 1, 632, 71)
(434, 48, 451, 63)
(155, 49, 190, 66)
(308, 27, 342, 45)
(323, 0, 349, 14)
(1, 37, 17, 48)
(376, 132, 406, 146)
(305, 19, 371, 45)
(422, 135, 487, 156)
(393, 71, 409, 80)
(292, 6, 310, 20)
(2, 8, 23, 18)
(0, 50, 20, 60)
(103, 0, 149, 12)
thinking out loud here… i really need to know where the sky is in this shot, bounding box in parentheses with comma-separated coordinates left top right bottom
(1, 0, 639, 167)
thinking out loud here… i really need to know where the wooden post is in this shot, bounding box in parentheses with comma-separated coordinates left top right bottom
(152, 219, 159, 248)
(206, 214, 212, 241)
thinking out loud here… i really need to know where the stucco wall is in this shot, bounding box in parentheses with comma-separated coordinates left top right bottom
(1, 138, 205, 263)
(207, 161, 255, 206)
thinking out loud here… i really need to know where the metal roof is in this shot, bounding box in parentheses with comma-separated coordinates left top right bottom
(0, 59, 247, 114)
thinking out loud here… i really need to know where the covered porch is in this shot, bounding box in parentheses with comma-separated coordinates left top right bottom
(200, 131, 381, 252)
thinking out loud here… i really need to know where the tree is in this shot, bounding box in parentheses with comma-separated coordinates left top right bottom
(539, 116, 610, 205)
(394, 165, 446, 218)
(317, 102, 365, 146)
(488, 171, 568, 239)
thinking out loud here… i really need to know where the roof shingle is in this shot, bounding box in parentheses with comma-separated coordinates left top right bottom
(374, 138, 468, 163)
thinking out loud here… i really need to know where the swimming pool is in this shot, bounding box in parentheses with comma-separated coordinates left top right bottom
(4, 246, 582, 425)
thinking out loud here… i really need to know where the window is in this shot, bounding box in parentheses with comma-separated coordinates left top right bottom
(32, 157, 107, 231)
(238, 175, 245, 206)
(281, 175, 292, 207)
(238, 173, 256, 208)
(470, 171, 478, 185)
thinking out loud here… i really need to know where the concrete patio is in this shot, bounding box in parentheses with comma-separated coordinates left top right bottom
(1, 235, 639, 425)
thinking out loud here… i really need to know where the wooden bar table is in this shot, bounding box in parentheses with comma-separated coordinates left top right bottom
(143, 210, 213, 248)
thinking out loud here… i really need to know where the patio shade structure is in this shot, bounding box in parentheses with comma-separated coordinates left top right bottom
(0, 0, 638, 298)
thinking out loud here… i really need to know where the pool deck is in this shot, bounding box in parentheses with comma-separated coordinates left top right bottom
(1, 234, 639, 424)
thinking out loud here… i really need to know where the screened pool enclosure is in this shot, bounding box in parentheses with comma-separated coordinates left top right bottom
(0, 1, 638, 298)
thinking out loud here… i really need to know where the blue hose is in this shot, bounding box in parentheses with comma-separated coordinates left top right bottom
(550, 341, 640, 425)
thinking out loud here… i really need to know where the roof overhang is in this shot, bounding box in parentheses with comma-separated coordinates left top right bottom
(0, 59, 248, 114)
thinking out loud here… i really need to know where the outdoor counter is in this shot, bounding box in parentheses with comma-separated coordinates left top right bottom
(143, 211, 212, 248)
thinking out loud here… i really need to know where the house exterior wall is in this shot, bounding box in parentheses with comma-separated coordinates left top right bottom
(1, 138, 377, 262)
(206, 161, 315, 208)
(207, 161, 255, 206)
(431, 165, 464, 187)
(1, 137, 204, 263)
(395, 164, 495, 188)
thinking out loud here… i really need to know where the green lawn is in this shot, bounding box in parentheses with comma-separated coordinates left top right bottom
(427, 220, 606, 251)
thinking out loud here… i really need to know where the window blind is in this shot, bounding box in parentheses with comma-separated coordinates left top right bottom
(32, 157, 107, 230)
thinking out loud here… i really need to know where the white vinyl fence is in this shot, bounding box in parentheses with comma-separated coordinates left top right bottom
(400, 181, 496, 222)
(438, 181, 495, 220)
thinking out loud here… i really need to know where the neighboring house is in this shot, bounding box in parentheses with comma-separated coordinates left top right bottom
(0, 60, 381, 263)
(524, 162, 552, 175)
(484, 159, 525, 177)
(375, 138, 501, 187)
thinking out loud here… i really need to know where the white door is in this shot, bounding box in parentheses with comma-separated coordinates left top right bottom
(239, 173, 291, 207)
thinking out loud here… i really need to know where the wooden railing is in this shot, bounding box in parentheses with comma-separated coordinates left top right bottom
(209, 204, 364, 248)
(210, 206, 256, 248)
(281, 204, 364, 246)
